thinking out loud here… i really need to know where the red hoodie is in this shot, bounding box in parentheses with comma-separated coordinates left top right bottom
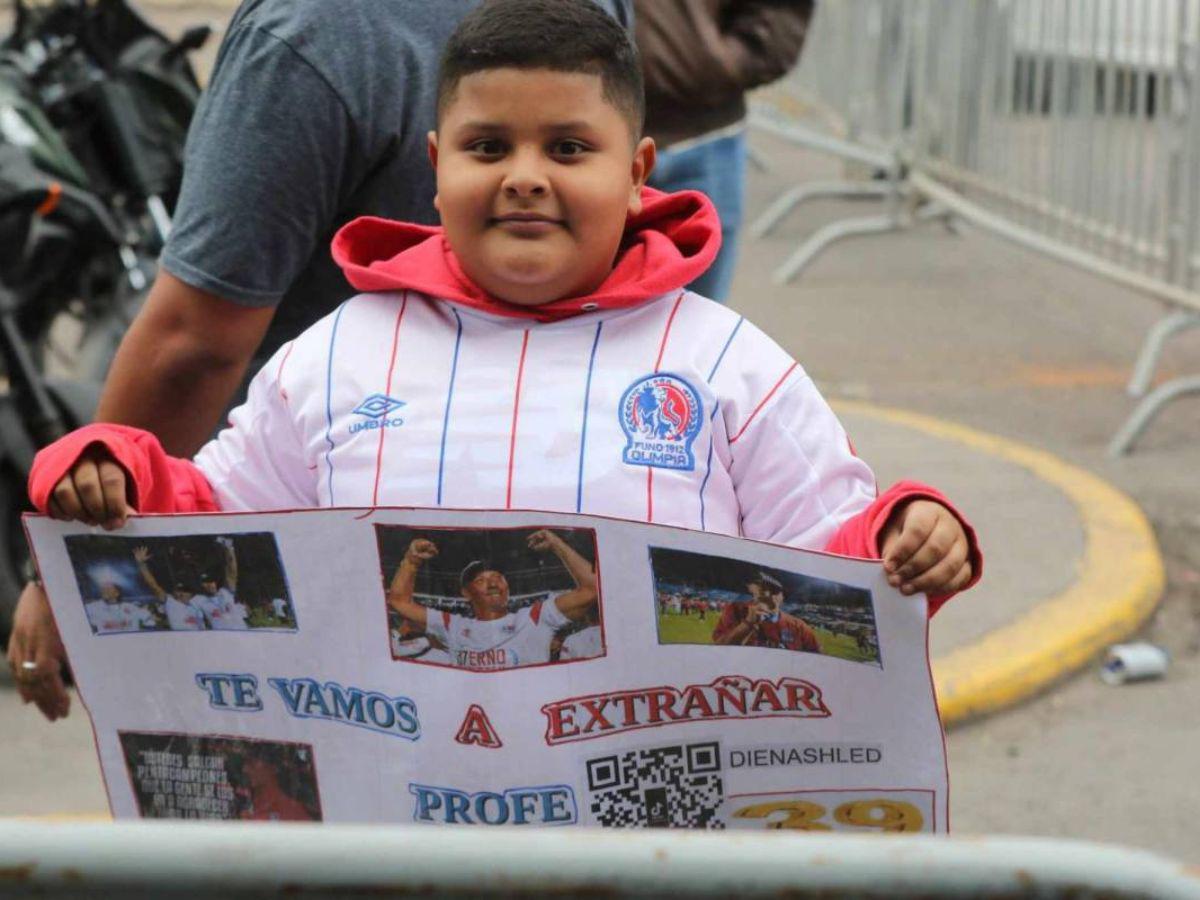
(29, 188, 980, 613)
(332, 187, 722, 322)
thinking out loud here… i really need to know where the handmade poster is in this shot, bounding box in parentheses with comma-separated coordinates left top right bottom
(25, 507, 947, 831)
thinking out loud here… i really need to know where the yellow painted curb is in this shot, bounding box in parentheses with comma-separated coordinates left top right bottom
(833, 401, 1166, 726)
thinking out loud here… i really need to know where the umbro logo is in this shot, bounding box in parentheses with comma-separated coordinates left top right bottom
(354, 394, 406, 418)
(350, 393, 406, 434)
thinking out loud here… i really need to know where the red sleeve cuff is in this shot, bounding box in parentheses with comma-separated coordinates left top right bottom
(824, 480, 983, 617)
(29, 424, 219, 515)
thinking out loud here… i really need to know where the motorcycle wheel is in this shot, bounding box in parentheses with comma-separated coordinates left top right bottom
(0, 470, 30, 648)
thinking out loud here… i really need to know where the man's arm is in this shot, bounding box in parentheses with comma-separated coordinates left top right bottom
(132, 546, 166, 601)
(219, 538, 238, 593)
(385, 540, 438, 630)
(528, 531, 597, 623)
(712, 602, 762, 646)
(96, 272, 275, 456)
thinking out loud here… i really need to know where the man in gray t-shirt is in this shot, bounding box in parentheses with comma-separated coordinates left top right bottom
(165, 0, 470, 359)
(6, 0, 631, 721)
(110, 0, 631, 455)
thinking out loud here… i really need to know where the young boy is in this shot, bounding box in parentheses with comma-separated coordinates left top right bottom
(30, 0, 979, 610)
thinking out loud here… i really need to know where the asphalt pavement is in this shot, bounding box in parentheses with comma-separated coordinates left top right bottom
(735, 131, 1199, 862)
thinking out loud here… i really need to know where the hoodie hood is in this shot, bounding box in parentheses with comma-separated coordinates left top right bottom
(331, 187, 721, 322)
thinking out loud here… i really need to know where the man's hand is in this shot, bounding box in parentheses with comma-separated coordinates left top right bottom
(404, 539, 438, 566)
(879, 499, 973, 596)
(745, 601, 770, 626)
(133, 545, 150, 564)
(6, 583, 70, 721)
(47, 447, 130, 530)
(526, 529, 561, 553)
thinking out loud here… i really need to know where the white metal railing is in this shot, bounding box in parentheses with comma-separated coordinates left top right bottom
(0, 820, 1197, 898)
(750, 0, 1200, 456)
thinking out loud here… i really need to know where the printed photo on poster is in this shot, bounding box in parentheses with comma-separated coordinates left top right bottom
(649, 547, 880, 665)
(64, 533, 295, 634)
(375, 525, 603, 670)
(119, 732, 322, 821)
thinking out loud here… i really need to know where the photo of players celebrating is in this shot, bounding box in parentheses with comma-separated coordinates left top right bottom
(120, 732, 321, 821)
(375, 525, 603, 670)
(650, 547, 881, 665)
(63, 532, 295, 634)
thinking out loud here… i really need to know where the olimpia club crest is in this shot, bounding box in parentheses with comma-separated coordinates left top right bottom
(619, 373, 703, 471)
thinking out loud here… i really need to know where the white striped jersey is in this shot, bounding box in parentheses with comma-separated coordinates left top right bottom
(425, 597, 574, 670)
(84, 601, 155, 634)
(193, 289, 877, 550)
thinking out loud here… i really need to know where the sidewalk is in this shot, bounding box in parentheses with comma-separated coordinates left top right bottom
(836, 403, 1160, 723)
(736, 130, 1200, 861)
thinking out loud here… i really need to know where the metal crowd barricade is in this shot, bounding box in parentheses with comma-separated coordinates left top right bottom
(0, 820, 1198, 898)
(748, 0, 944, 285)
(750, 0, 1200, 455)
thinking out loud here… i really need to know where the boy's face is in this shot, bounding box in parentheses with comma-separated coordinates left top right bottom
(430, 68, 654, 306)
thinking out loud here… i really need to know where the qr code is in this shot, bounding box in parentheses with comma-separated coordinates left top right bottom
(586, 741, 724, 829)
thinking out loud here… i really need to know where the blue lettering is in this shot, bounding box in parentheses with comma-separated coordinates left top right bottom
(302, 681, 332, 717)
(541, 788, 575, 823)
(196, 673, 232, 708)
(445, 791, 472, 824)
(229, 675, 262, 710)
(197, 673, 262, 712)
(366, 694, 395, 730)
(395, 699, 420, 735)
(475, 793, 509, 825)
(511, 791, 539, 825)
(267, 677, 306, 716)
(269, 678, 419, 740)
(350, 417, 404, 435)
(410, 786, 442, 822)
(330, 686, 367, 724)
(409, 784, 577, 826)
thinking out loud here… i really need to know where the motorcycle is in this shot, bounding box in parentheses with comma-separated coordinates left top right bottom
(0, 0, 208, 641)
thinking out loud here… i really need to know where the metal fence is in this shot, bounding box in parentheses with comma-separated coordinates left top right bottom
(0, 820, 1198, 898)
(750, 0, 1200, 456)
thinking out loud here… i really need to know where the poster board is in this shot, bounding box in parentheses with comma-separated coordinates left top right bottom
(26, 507, 947, 832)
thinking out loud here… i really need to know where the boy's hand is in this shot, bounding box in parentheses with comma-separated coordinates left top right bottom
(47, 446, 131, 530)
(879, 499, 973, 596)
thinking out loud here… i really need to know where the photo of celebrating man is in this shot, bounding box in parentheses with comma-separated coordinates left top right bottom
(651, 547, 881, 665)
(64, 533, 296, 634)
(376, 526, 602, 670)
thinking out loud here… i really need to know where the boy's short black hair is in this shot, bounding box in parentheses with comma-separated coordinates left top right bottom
(437, 0, 644, 137)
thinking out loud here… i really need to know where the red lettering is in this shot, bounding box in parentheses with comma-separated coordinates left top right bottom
(614, 693, 640, 727)
(750, 680, 784, 713)
(542, 702, 579, 742)
(646, 688, 681, 723)
(580, 698, 614, 733)
(542, 675, 830, 744)
(679, 686, 714, 718)
(783, 679, 828, 713)
(713, 682, 748, 716)
(454, 704, 503, 749)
